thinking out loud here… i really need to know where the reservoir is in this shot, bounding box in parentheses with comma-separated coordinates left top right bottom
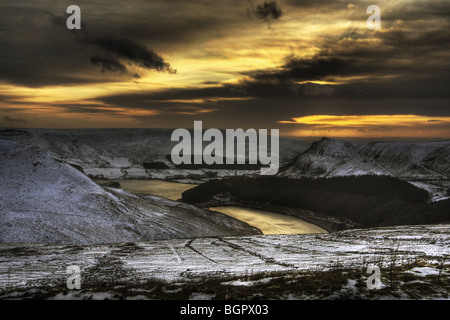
(112, 179, 327, 235)
(208, 206, 326, 235)
(114, 179, 195, 201)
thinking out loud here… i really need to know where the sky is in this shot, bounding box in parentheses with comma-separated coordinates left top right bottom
(0, 0, 449, 141)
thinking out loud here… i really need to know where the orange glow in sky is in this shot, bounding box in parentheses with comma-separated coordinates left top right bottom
(279, 115, 450, 139)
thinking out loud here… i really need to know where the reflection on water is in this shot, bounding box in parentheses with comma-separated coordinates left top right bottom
(113, 180, 197, 201)
(209, 206, 327, 235)
(112, 179, 327, 235)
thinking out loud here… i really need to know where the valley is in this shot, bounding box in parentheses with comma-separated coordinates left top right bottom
(97, 178, 327, 235)
(1, 128, 449, 300)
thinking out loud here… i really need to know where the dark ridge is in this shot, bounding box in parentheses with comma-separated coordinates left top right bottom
(182, 175, 450, 228)
(143, 162, 170, 169)
(0, 128, 31, 136)
(166, 154, 266, 170)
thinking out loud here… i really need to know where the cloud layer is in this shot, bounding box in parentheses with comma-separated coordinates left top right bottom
(0, 0, 449, 140)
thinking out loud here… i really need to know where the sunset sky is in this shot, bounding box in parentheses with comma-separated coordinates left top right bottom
(1, 0, 449, 141)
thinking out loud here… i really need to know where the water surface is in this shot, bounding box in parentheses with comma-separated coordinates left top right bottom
(114, 179, 327, 235)
(113, 179, 196, 201)
(209, 206, 327, 235)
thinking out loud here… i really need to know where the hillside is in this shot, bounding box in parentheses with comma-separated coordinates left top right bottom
(0, 140, 260, 244)
(278, 138, 450, 201)
(0, 128, 310, 182)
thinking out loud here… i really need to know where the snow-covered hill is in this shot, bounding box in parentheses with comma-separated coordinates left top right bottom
(0, 128, 310, 181)
(0, 140, 260, 244)
(278, 138, 450, 201)
(0, 224, 449, 299)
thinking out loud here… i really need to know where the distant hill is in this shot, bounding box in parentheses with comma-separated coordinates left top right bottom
(0, 128, 310, 181)
(277, 138, 450, 201)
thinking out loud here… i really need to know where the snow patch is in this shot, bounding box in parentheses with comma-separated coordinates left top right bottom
(407, 267, 444, 277)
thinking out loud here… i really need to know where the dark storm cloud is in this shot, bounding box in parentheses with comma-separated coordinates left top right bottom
(245, 16, 450, 87)
(283, 0, 350, 13)
(4, 116, 27, 123)
(46, 11, 66, 27)
(379, 28, 450, 54)
(0, 6, 126, 86)
(93, 65, 450, 129)
(93, 87, 450, 132)
(0, 1, 201, 86)
(285, 0, 450, 11)
(254, 1, 282, 22)
(284, 0, 450, 27)
(381, 0, 450, 22)
(289, 82, 338, 96)
(90, 56, 127, 73)
(284, 0, 338, 8)
(82, 35, 176, 74)
(0, 0, 255, 87)
(201, 81, 222, 85)
(99, 86, 237, 108)
(247, 56, 356, 82)
(46, 11, 176, 76)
